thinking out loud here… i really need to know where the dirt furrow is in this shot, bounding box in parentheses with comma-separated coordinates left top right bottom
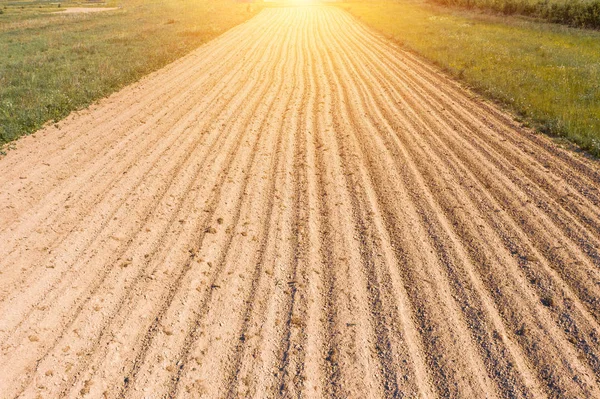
(320, 13, 502, 398)
(66, 17, 294, 398)
(346, 28, 600, 388)
(2, 6, 600, 399)
(2, 11, 287, 398)
(338, 16, 596, 396)
(340, 10, 600, 396)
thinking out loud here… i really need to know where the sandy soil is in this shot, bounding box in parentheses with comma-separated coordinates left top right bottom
(2, 6, 600, 398)
(53, 7, 118, 14)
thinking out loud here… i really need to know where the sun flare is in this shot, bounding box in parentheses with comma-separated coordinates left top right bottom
(281, 0, 318, 5)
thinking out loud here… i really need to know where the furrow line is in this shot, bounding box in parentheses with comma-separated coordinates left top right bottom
(113, 13, 294, 398)
(339, 14, 599, 395)
(223, 10, 307, 399)
(6, 14, 284, 398)
(0, 10, 279, 190)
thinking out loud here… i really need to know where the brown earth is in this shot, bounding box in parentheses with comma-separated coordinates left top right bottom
(2, 5, 600, 398)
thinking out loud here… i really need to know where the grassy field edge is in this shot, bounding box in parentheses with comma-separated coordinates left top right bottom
(0, 0, 263, 152)
(432, 0, 600, 29)
(338, 1, 600, 157)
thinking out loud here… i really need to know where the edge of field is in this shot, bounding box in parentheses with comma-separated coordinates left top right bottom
(338, 0, 600, 159)
(0, 0, 264, 153)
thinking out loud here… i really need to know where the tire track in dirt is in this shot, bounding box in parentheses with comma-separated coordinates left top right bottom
(2, 6, 600, 398)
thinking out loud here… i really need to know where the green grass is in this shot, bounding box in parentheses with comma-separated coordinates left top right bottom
(430, 0, 600, 29)
(340, 0, 600, 156)
(0, 0, 262, 146)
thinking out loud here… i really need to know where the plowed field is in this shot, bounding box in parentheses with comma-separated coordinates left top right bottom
(2, 6, 600, 398)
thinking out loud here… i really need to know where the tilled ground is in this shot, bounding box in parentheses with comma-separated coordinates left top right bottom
(2, 6, 600, 398)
